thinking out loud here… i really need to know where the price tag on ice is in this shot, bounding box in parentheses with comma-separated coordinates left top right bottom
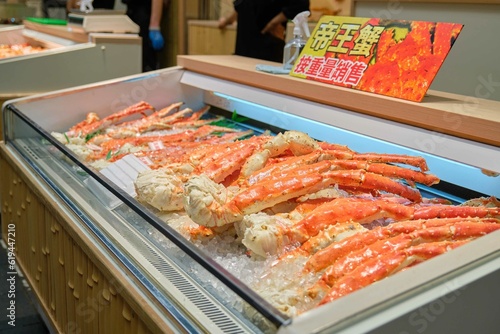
(148, 140, 165, 151)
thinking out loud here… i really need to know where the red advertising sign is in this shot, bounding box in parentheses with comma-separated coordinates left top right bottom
(290, 16, 463, 102)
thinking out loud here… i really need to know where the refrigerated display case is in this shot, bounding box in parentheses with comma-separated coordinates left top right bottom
(0, 22, 141, 97)
(1, 55, 500, 333)
(0, 19, 141, 139)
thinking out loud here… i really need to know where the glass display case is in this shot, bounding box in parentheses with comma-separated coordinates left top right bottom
(0, 24, 141, 97)
(2, 63, 500, 333)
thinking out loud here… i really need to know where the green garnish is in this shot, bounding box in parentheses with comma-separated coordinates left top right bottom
(105, 149, 121, 160)
(64, 133, 70, 144)
(231, 109, 249, 123)
(85, 130, 100, 142)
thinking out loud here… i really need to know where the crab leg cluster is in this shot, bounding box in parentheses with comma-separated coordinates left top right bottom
(312, 217, 500, 306)
(183, 132, 439, 229)
(53, 101, 246, 167)
(57, 100, 500, 317)
(66, 101, 154, 137)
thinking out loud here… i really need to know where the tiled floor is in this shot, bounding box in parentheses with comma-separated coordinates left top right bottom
(0, 236, 50, 333)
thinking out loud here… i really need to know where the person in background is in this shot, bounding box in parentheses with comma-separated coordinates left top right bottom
(122, 0, 167, 72)
(218, 0, 310, 62)
(66, 0, 115, 11)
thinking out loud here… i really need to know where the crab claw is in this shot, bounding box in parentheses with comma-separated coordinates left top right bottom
(240, 130, 320, 178)
(135, 164, 193, 212)
(235, 213, 295, 258)
(183, 174, 242, 227)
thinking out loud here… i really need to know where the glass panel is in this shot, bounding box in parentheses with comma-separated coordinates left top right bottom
(3, 104, 284, 332)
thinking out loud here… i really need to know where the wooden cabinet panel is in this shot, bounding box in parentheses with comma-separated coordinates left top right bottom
(187, 20, 236, 55)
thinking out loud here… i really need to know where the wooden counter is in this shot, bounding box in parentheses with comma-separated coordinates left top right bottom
(0, 142, 173, 334)
(23, 21, 90, 43)
(177, 55, 500, 147)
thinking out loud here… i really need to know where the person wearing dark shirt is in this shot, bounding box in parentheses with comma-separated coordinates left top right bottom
(218, 0, 310, 62)
(122, 0, 167, 72)
(88, 0, 114, 9)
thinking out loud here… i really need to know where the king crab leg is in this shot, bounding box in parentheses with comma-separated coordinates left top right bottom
(317, 239, 473, 305)
(304, 216, 500, 273)
(86, 125, 241, 162)
(314, 220, 500, 290)
(66, 101, 154, 137)
(184, 166, 425, 228)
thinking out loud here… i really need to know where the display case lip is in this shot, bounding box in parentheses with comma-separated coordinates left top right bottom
(3, 102, 291, 328)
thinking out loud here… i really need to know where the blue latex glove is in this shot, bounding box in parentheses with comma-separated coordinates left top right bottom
(149, 28, 164, 51)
